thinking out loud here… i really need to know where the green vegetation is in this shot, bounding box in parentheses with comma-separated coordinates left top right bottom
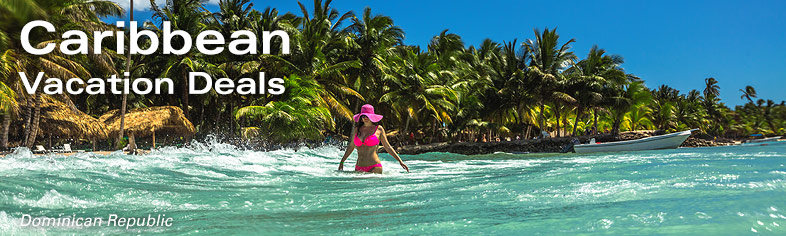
(0, 0, 784, 147)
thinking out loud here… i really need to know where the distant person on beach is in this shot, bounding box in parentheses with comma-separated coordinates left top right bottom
(123, 134, 137, 155)
(339, 104, 409, 174)
(541, 130, 550, 138)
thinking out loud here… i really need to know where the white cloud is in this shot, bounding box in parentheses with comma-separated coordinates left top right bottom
(109, 0, 219, 11)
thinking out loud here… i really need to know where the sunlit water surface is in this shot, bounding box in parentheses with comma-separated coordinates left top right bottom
(1, 141, 785, 235)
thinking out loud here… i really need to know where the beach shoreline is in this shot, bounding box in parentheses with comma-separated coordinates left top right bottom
(0, 131, 758, 158)
(395, 131, 740, 155)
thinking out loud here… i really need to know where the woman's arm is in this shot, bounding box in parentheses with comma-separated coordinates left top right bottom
(339, 128, 356, 170)
(378, 126, 409, 172)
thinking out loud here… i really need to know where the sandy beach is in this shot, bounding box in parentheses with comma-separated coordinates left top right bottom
(1, 150, 138, 158)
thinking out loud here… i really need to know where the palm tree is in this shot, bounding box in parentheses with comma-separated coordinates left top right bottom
(566, 45, 626, 135)
(446, 40, 497, 140)
(650, 85, 678, 130)
(702, 77, 724, 135)
(118, 0, 133, 149)
(565, 75, 602, 136)
(607, 81, 651, 134)
(0, 49, 19, 149)
(650, 98, 675, 131)
(739, 85, 757, 104)
(235, 75, 332, 143)
(523, 28, 577, 137)
(0, 0, 122, 147)
(280, 0, 361, 122)
(704, 77, 720, 98)
(487, 40, 537, 138)
(625, 104, 654, 131)
(151, 0, 214, 121)
(343, 7, 404, 103)
(673, 90, 705, 130)
(380, 46, 457, 137)
(761, 99, 778, 133)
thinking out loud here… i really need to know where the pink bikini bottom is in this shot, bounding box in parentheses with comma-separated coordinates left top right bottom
(355, 163, 382, 172)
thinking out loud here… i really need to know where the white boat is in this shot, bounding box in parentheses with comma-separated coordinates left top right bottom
(573, 129, 696, 154)
(743, 136, 781, 143)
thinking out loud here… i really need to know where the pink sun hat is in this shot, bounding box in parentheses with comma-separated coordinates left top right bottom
(353, 104, 383, 122)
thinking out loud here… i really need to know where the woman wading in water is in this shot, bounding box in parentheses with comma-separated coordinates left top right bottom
(339, 104, 409, 173)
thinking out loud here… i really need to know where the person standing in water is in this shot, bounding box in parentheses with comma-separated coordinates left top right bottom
(339, 104, 409, 173)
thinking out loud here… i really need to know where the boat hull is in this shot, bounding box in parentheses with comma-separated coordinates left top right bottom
(744, 136, 782, 143)
(573, 130, 694, 154)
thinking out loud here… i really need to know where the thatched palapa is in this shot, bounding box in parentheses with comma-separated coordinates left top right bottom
(100, 106, 195, 140)
(27, 96, 109, 140)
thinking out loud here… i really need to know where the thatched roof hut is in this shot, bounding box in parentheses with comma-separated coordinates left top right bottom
(29, 96, 109, 140)
(100, 106, 195, 140)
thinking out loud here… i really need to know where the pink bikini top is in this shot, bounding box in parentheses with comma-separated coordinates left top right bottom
(354, 126, 380, 146)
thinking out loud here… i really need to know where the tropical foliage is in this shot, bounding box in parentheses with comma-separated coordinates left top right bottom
(0, 0, 783, 147)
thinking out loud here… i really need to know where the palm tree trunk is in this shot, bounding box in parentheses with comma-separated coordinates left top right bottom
(182, 70, 190, 120)
(538, 104, 546, 134)
(572, 106, 583, 136)
(525, 124, 532, 140)
(1, 114, 10, 149)
(612, 111, 623, 135)
(25, 93, 41, 147)
(118, 94, 127, 149)
(403, 114, 411, 139)
(593, 108, 598, 135)
(555, 107, 561, 138)
(118, 1, 133, 149)
(562, 113, 568, 137)
(212, 97, 223, 128)
(22, 97, 32, 144)
(404, 114, 411, 133)
(612, 120, 621, 135)
(432, 118, 437, 142)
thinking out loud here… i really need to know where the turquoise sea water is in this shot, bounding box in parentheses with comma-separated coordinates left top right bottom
(1, 141, 785, 235)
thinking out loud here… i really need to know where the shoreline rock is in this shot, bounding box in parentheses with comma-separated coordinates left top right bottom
(395, 131, 738, 155)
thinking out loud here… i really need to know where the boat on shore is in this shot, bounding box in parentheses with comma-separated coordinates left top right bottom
(743, 136, 782, 143)
(572, 129, 697, 154)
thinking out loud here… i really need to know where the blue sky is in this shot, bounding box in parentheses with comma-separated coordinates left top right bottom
(110, 0, 786, 106)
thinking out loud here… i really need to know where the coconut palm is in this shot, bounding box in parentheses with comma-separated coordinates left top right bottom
(625, 103, 654, 131)
(150, 0, 215, 121)
(523, 28, 577, 137)
(490, 40, 537, 137)
(380, 46, 457, 136)
(673, 90, 705, 130)
(606, 81, 651, 134)
(343, 7, 404, 102)
(650, 85, 679, 131)
(0, 49, 19, 149)
(702, 77, 726, 135)
(564, 75, 602, 135)
(566, 45, 626, 136)
(740, 85, 757, 104)
(275, 0, 362, 122)
(0, 0, 122, 147)
(704, 77, 720, 98)
(236, 75, 332, 143)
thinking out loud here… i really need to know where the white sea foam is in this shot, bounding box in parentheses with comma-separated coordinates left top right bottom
(13, 189, 105, 209)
